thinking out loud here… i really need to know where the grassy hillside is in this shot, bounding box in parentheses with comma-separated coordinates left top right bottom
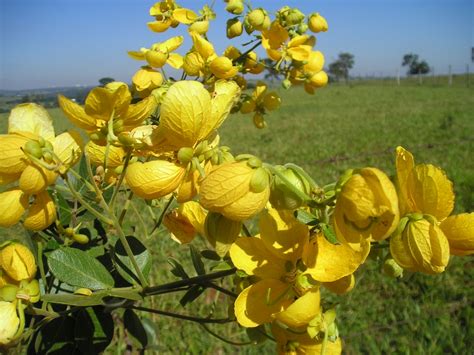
(0, 82, 473, 353)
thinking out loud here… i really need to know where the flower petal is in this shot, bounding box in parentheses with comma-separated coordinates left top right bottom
(53, 131, 83, 168)
(0, 188, 28, 227)
(230, 235, 286, 279)
(273, 288, 321, 329)
(19, 164, 57, 194)
(123, 95, 157, 130)
(0, 134, 30, 175)
(234, 279, 291, 328)
(173, 8, 198, 24)
(58, 95, 97, 131)
(8, 103, 55, 140)
(440, 213, 474, 256)
(23, 191, 57, 231)
(86, 141, 125, 168)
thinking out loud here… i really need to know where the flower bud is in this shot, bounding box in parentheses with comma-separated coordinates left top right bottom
(297, 23, 308, 34)
(263, 92, 281, 111)
(226, 0, 244, 15)
(249, 167, 270, 193)
(24, 140, 43, 159)
(177, 147, 194, 164)
(117, 132, 136, 146)
(226, 18, 243, 39)
(189, 20, 209, 35)
(270, 166, 309, 210)
(383, 258, 404, 278)
(0, 243, 36, 281)
(23, 191, 57, 231)
(73, 233, 90, 245)
(0, 285, 18, 302)
(253, 113, 266, 129)
(210, 56, 237, 79)
(285, 9, 305, 26)
(282, 79, 292, 89)
(204, 212, 242, 257)
(0, 301, 20, 346)
(247, 9, 269, 31)
(308, 13, 328, 33)
(145, 50, 168, 68)
(19, 164, 57, 195)
(200, 161, 270, 221)
(19, 279, 40, 303)
(309, 71, 328, 88)
(240, 98, 256, 114)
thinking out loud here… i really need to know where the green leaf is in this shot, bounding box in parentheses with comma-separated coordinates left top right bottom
(201, 249, 221, 261)
(321, 223, 339, 244)
(179, 285, 205, 307)
(190, 245, 205, 275)
(113, 236, 151, 285)
(86, 307, 114, 353)
(124, 309, 148, 348)
(294, 209, 319, 225)
(168, 258, 189, 279)
(47, 248, 115, 290)
(55, 191, 72, 226)
(141, 318, 159, 347)
(41, 293, 105, 306)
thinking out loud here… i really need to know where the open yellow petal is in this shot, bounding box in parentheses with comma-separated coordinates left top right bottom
(200, 80, 240, 141)
(160, 80, 212, 149)
(220, 187, 270, 221)
(173, 8, 198, 24)
(0, 134, 30, 175)
(259, 207, 308, 261)
(323, 274, 355, 295)
(125, 160, 186, 199)
(167, 53, 184, 69)
(147, 19, 172, 33)
(287, 46, 311, 61)
(157, 36, 184, 52)
(407, 164, 454, 220)
(19, 164, 57, 195)
(84, 87, 117, 119)
(176, 169, 199, 203)
(304, 233, 370, 282)
(24, 191, 57, 231)
(86, 141, 125, 168)
(440, 213, 474, 256)
(164, 201, 207, 244)
(0, 188, 28, 227)
(230, 235, 286, 279)
(8, 103, 55, 140)
(190, 32, 215, 60)
(273, 288, 321, 329)
(53, 131, 83, 168)
(234, 279, 292, 328)
(58, 95, 97, 131)
(123, 95, 157, 130)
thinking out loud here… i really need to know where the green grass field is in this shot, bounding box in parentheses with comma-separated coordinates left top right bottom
(1, 82, 473, 353)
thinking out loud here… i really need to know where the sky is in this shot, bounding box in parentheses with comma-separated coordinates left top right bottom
(0, 0, 472, 90)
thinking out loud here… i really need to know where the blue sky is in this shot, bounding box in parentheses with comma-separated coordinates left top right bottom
(1, 0, 472, 90)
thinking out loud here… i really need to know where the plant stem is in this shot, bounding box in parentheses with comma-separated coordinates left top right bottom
(150, 196, 174, 234)
(128, 305, 233, 324)
(143, 268, 236, 296)
(109, 149, 132, 208)
(199, 324, 252, 346)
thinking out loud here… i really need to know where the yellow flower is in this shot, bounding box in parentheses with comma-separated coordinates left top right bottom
(128, 36, 184, 69)
(23, 190, 57, 231)
(390, 216, 450, 274)
(0, 188, 29, 228)
(262, 22, 313, 62)
(86, 141, 126, 169)
(226, 18, 243, 38)
(58, 82, 157, 143)
(147, 0, 178, 33)
(209, 57, 238, 79)
(0, 104, 82, 192)
(440, 213, 474, 256)
(308, 13, 328, 33)
(0, 243, 36, 282)
(334, 168, 400, 244)
(230, 207, 321, 328)
(132, 67, 164, 97)
(163, 201, 207, 244)
(0, 301, 20, 346)
(246, 8, 271, 31)
(272, 322, 342, 355)
(200, 161, 270, 221)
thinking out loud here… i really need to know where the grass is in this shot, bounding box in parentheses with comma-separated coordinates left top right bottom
(1, 81, 473, 353)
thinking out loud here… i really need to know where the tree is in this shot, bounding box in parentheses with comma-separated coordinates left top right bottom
(402, 53, 430, 83)
(328, 52, 354, 83)
(98, 77, 115, 86)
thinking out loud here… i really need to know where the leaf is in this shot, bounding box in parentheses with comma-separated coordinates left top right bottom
(124, 309, 148, 348)
(74, 309, 95, 354)
(41, 292, 105, 307)
(86, 307, 114, 353)
(190, 245, 205, 275)
(141, 318, 159, 347)
(294, 209, 319, 225)
(179, 284, 205, 307)
(113, 236, 151, 285)
(201, 249, 221, 261)
(47, 248, 115, 290)
(168, 258, 189, 279)
(321, 223, 339, 244)
(77, 154, 89, 190)
(55, 191, 72, 226)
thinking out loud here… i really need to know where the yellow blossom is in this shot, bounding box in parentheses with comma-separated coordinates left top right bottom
(23, 191, 57, 231)
(262, 22, 313, 62)
(209, 56, 238, 79)
(0, 243, 36, 282)
(163, 201, 207, 244)
(128, 36, 184, 69)
(132, 67, 164, 97)
(0, 301, 20, 346)
(308, 13, 328, 33)
(334, 168, 399, 244)
(440, 213, 474, 256)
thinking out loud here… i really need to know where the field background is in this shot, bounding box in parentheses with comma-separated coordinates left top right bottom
(1, 78, 473, 354)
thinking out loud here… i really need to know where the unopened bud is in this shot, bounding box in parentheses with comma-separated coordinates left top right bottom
(178, 147, 194, 164)
(247, 157, 262, 168)
(247, 9, 266, 30)
(24, 140, 43, 159)
(308, 13, 328, 33)
(270, 166, 309, 210)
(249, 167, 270, 193)
(263, 92, 281, 111)
(240, 98, 256, 114)
(204, 212, 242, 257)
(118, 133, 136, 146)
(189, 20, 209, 35)
(383, 258, 404, 278)
(0, 285, 18, 302)
(282, 79, 292, 89)
(297, 23, 308, 34)
(285, 9, 305, 26)
(252, 113, 266, 129)
(226, 0, 244, 15)
(226, 18, 243, 39)
(73, 233, 89, 245)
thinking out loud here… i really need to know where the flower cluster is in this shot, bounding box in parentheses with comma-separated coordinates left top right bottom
(0, 0, 472, 353)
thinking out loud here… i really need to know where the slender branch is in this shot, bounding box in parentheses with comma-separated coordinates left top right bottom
(128, 305, 233, 324)
(242, 223, 252, 237)
(150, 196, 174, 234)
(205, 282, 237, 298)
(233, 40, 262, 64)
(143, 268, 236, 296)
(118, 190, 134, 225)
(109, 149, 132, 208)
(199, 324, 252, 346)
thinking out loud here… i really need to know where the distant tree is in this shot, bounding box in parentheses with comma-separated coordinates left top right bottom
(98, 77, 115, 86)
(328, 52, 354, 83)
(263, 58, 282, 83)
(402, 53, 430, 84)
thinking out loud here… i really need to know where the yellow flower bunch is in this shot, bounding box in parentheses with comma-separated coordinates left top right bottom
(0, 104, 82, 230)
(0, 242, 40, 347)
(240, 82, 281, 128)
